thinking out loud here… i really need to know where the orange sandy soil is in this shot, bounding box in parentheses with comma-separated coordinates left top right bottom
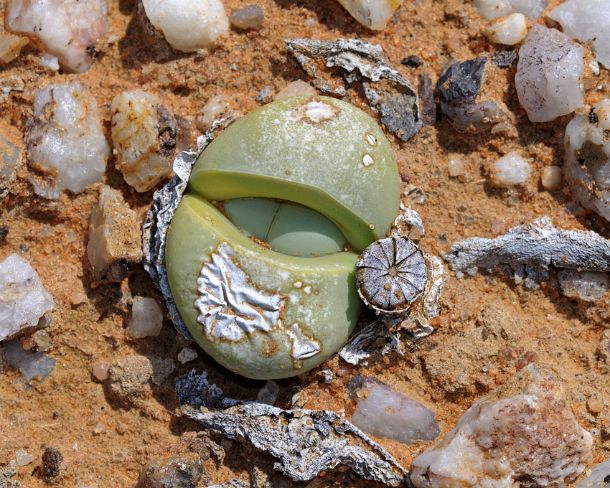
(0, 0, 609, 486)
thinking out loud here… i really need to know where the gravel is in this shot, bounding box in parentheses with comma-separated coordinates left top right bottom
(515, 25, 584, 122)
(26, 82, 110, 195)
(5, 0, 108, 72)
(0, 254, 54, 342)
(230, 5, 264, 30)
(127, 297, 164, 339)
(349, 377, 440, 445)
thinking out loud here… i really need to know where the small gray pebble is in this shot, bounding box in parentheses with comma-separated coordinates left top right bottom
(230, 5, 264, 30)
(256, 86, 273, 103)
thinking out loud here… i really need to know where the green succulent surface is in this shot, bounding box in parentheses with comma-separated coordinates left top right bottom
(166, 96, 400, 379)
(190, 96, 400, 252)
(166, 195, 360, 379)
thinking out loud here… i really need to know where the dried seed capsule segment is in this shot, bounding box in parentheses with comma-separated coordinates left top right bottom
(356, 236, 427, 313)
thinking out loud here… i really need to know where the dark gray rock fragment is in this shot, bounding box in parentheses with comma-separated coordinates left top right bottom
(255, 87, 273, 103)
(286, 38, 422, 141)
(175, 370, 228, 409)
(401, 55, 423, 68)
(0, 461, 18, 488)
(436, 56, 506, 132)
(437, 57, 487, 103)
(418, 74, 436, 125)
(492, 50, 518, 68)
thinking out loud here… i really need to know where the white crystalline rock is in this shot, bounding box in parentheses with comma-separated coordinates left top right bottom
(485, 13, 527, 46)
(475, 0, 512, 20)
(548, 0, 610, 68)
(336, 0, 404, 30)
(110, 90, 176, 192)
(475, 0, 547, 19)
(141, 0, 229, 52)
(351, 378, 440, 445)
(576, 459, 610, 487)
(0, 254, 54, 342)
(39, 53, 59, 71)
(5, 0, 108, 73)
(508, 0, 547, 19)
(410, 364, 593, 488)
(491, 151, 532, 186)
(196, 95, 229, 132)
(177, 347, 198, 364)
(126, 296, 164, 338)
(564, 99, 610, 221)
(26, 82, 110, 194)
(274, 81, 317, 101)
(515, 25, 584, 122)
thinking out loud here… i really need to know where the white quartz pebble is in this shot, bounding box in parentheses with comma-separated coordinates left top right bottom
(548, 0, 610, 68)
(447, 156, 467, 179)
(229, 5, 264, 30)
(475, 0, 513, 19)
(564, 99, 610, 221)
(491, 152, 531, 186)
(336, 0, 403, 30)
(127, 297, 164, 338)
(351, 378, 440, 445)
(6, 0, 108, 72)
(0, 34, 28, 64)
(26, 82, 110, 195)
(110, 90, 176, 192)
(274, 81, 317, 101)
(515, 25, 584, 123)
(141, 0, 229, 52)
(177, 347, 198, 364)
(475, 0, 547, 19)
(541, 165, 562, 190)
(509, 0, 547, 19)
(14, 450, 34, 467)
(92, 363, 110, 381)
(485, 13, 527, 46)
(411, 364, 593, 487)
(196, 95, 228, 132)
(0, 254, 54, 342)
(576, 459, 610, 487)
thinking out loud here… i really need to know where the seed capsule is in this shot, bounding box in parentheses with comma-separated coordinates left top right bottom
(356, 236, 427, 314)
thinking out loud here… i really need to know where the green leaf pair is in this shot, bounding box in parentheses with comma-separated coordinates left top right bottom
(166, 96, 400, 379)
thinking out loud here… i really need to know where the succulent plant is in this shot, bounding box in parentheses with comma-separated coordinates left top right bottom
(166, 96, 400, 379)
